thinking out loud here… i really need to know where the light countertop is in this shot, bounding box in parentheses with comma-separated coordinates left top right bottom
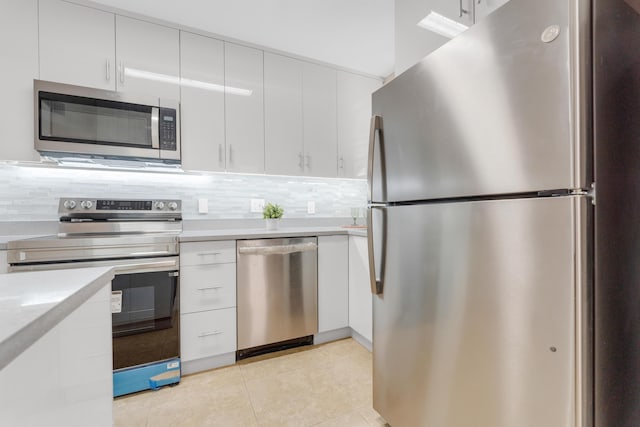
(0, 227, 367, 250)
(0, 267, 115, 370)
(179, 226, 367, 242)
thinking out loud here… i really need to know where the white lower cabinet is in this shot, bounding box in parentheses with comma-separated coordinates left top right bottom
(0, 251, 7, 274)
(180, 240, 237, 373)
(348, 235, 372, 344)
(181, 308, 236, 362)
(0, 284, 112, 427)
(180, 263, 236, 313)
(317, 235, 349, 333)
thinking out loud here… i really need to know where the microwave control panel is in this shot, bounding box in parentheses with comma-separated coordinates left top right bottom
(159, 108, 177, 151)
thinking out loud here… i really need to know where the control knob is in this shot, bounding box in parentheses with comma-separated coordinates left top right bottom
(63, 200, 77, 210)
(154, 201, 165, 210)
(80, 200, 93, 209)
(168, 202, 178, 211)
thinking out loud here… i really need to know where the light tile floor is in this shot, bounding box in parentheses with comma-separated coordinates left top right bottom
(113, 338, 388, 427)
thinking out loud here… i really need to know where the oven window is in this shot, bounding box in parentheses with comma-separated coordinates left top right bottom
(39, 92, 153, 148)
(112, 271, 179, 370)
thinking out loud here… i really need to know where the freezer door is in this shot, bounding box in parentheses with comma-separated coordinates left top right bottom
(372, 196, 592, 427)
(370, 0, 591, 203)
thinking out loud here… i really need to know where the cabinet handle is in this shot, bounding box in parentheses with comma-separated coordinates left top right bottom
(298, 152, 304, 169)
(338, 156, 344, 169)
(218, 144, 223, 163)
(459, 0, 470, 17)
(304, 155, 310, 169)
(197, 286, 223, 291)
(119, 62, 125, 84)
(229, 144, 233, 164)
(106, 59, 110, 81)
(197, 251, 221, 256)
(198, 330, 222, 338)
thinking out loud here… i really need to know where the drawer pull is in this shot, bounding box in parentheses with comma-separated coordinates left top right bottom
(197, 286, 223, 291)
(197, 252, 222, 256)
(198, 330, 222, 338)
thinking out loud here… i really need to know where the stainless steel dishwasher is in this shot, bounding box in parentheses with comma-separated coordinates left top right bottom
(237, 237, 318, 357)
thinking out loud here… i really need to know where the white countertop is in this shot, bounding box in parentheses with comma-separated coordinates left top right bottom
(0, 227, 367, 250)
(0, 267, 115, 370)
(179, 226, 367, 242)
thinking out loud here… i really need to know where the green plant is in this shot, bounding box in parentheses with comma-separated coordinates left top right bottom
(263, 203, 284, 219)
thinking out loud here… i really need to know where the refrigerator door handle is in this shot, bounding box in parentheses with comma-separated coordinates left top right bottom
(368, 115, 385, 203)
(368, 205, 386, 295)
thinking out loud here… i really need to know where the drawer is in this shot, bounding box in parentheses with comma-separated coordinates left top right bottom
(181, 308, 236, 361)
(180, 240, 236, 266)
(181, 263, 236, 314)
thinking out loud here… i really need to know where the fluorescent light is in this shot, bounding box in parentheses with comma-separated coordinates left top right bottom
(124, 68, 253, 96)
(417, 11, 469, 39)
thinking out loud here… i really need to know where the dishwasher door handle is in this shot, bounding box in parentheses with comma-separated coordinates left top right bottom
(237, 242, 317, 255)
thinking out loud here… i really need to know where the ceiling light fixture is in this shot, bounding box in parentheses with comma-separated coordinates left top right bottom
(124, 68, 253, 96)
(417, 11, 469, 39)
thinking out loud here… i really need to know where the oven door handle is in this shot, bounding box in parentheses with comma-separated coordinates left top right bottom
(114, 259, 178, 274)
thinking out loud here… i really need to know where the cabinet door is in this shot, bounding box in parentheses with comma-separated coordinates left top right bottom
(430, 0, 475, 26)
(0, 251, 7, 274)
(224, 43, 264, 174)
(349, 236, 372, 342)
(474, 0, 511, 21)
(115, 16, 180, 100)
(303, 63, 337, 177)
(337, 72, 381, 179)
(180, 263, 236, 314)
(264, 53, 303, 176)
(39, 0, 115, 90)
(318, 236, 349, 333)
(180, 32, 226, 172)
(181, 308, 237, 361)
(0, 0, 39, 161)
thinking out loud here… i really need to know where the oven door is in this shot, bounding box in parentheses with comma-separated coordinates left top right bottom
(110, 261, 180, 370)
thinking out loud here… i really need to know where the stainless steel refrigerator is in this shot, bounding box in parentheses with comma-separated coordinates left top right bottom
(367, 0, 640, 426)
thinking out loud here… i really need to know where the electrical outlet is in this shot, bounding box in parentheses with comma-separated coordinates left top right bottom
(251, 199, 265, 213)
(307, 201, 316, 214)
(198, 198, 208, 214)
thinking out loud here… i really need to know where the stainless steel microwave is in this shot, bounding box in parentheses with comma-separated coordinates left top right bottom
(34, 80, 180, 163)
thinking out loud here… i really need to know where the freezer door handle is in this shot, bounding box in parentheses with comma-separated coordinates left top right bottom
(368, 115, 386, 203)
(368, 205, 386, 295)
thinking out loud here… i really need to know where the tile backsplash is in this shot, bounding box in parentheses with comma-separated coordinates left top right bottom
(0, 164, 367, 222)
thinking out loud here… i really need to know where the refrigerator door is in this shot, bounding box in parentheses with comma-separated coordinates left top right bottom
(372, 195, 592, 427)
(369, 0, 591, 203)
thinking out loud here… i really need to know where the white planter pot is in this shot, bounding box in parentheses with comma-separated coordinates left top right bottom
(265, 218, 280, 230)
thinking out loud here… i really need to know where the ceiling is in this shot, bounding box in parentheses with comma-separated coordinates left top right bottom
(87, 0, 395, 78)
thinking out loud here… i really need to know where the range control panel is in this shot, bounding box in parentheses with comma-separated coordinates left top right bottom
(59, 198, 182, 219)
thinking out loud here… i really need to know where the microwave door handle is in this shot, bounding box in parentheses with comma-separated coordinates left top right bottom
(151, 107, 160, 149)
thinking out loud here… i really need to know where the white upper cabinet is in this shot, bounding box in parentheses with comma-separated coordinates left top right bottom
(303, 63, 338, 178)
(264, 53, 303, 176)
(224, 43, 265, 174)
(429, 0, 475, 26)
(180, 32, 226, 172)
(0, 0, 39, 161)
(337, 72, 382, 179)
(115, 16, 180, 101)
(474, 0, 511, 21)
(39, 0, 115, 90)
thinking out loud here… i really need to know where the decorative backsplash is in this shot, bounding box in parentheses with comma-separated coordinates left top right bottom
(0, 164, 367, 222)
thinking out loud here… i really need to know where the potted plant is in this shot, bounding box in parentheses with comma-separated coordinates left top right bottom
(263, 203, 284, 230)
